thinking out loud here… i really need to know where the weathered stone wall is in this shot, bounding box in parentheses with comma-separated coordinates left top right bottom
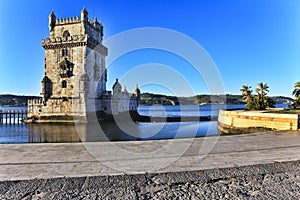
(26, 9, 108, 123)
(218, 110, 299, 134)
(44, 46, 85, 99)
(53, 21, 83, 37)
(27, 98, 86, 121)
(26, 9, 140, 123)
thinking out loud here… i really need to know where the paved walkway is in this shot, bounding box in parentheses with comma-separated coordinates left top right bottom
(0, 130, 300, 181)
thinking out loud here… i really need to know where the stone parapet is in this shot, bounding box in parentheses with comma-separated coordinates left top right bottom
(28, 99, 43, 106)
(53, 14, 103, 32)
(41, 34, 107, 55)
(218, 109, 300, 134)
(42, 34, 87, 49)
(56, 16, 81, 24)
(25, 98, 87, 123)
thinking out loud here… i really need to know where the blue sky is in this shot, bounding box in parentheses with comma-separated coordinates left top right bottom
(0, 0, 299, 97)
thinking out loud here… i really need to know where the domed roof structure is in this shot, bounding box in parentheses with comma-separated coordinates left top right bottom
(112, 79, 122, 95)
(112, 79, 122, 90)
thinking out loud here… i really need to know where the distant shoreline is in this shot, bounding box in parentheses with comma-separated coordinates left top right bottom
(0, 93, 293, 107)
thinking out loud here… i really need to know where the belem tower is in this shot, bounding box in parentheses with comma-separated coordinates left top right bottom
(25, 8, 140, 123)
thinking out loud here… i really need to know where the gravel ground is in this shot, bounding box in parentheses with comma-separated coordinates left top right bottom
(0, 160, 299, 199)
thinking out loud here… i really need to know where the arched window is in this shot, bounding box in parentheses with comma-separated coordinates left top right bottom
(63, 30, 70, 37)
(62, 80, 67, 88)
(62, 49, 68, 57)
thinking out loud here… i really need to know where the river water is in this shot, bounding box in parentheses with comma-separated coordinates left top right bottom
(0, 104, 286, 143)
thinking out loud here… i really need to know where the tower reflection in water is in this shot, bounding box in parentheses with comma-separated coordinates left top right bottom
(27, 122, 142, 143)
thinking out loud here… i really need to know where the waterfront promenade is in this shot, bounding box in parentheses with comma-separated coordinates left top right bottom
(0, 131, 300, 198)
(0, 130, 300, 181)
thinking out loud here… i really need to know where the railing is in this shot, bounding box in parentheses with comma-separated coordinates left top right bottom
(0, 110, 27, 124)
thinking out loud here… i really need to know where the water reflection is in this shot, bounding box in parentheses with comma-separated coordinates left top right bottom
(28, 123, 81, 143)
(0, 123, 28, 143)
(27, 121, 145, 143)
(25, 120, 218, 143)
(1, 104, 241, 143)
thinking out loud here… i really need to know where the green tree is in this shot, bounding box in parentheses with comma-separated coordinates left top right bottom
(255, 82, 270, 110)
(292, 82, 300, 97)
(240, 85, 253, 109)
(292, 81, 300, 108)
(241, 82, 274, 110)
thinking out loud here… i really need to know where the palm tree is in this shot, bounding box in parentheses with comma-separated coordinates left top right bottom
(292, 81, 300, 98)
(292, 81, 300, 108)
(240, 85, 253, 109)
(255, 82, 269, 97)
(255, 82, 270, 110)
(240, 85, 252, 101)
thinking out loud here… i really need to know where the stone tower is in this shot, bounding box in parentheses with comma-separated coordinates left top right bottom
(26, 8, 108, 122)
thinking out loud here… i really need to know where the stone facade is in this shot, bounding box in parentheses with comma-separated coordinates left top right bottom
(25, 8, 140, 123)
(111, 79, 140, 115)
(218, 109, 300, 134)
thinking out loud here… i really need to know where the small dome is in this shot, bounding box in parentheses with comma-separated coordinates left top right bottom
(112, 79, 122, 90)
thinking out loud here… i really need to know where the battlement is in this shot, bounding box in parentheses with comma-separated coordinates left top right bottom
(56, 16, 81, 24)
(49, 8, 103, 35)
(85, 18, 103, 32)
(28, 99, 43, 106)
(42, 34, 87, 46)
(41, 34, 107, 55)
(55, 16, 102, 28)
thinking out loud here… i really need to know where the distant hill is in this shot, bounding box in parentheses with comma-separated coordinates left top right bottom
(271, 96, 294, 104)
(0, 94, 40, 107)
(139, 93, 244, 105)
(140, 93, 294, 106)
(0, 93, 294, 107)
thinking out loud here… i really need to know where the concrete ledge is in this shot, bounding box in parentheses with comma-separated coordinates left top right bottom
(217, 122, 275, 135)
(218, 110, 300, 134)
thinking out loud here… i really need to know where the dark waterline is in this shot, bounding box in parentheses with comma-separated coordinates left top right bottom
(0, 104, 287, 143)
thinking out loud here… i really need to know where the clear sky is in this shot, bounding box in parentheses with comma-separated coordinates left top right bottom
(0, 0, 299, 97)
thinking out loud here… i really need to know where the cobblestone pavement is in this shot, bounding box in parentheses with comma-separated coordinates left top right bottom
(0, 161, 299, 199)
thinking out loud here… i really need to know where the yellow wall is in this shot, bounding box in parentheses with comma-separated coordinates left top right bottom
(218, 110, 299, 131)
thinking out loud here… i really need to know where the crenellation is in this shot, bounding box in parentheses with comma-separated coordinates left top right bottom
(55, 16, 81, 25)
(42, 35, 88, 49)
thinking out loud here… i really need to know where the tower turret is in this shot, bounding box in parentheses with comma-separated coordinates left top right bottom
(48, 11, 56, 32)
(93, 17, 98, 25)
(81, 7, 88, 22)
